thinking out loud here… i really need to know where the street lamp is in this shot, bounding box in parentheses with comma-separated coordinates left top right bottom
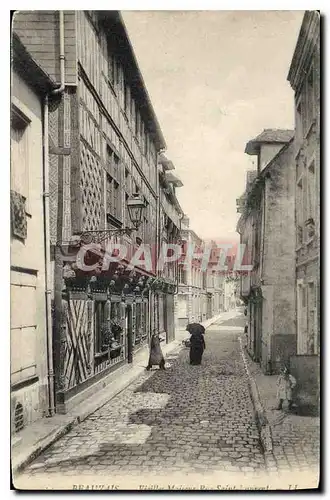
(127, 193, 146, 230)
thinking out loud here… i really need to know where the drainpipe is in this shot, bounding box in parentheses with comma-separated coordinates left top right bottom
(52, 11, 65, 95)
(43, 10, 65, 416)
(174, 212, 184, 296)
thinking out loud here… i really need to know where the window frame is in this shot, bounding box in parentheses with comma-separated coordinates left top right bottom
(11, 104, 31, 216)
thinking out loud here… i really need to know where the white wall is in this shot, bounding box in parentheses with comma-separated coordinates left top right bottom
(11, 71, 48, 430)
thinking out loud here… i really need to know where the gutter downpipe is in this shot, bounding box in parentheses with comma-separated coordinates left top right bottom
(153, 150, 163, 337)
(174, 212, 184, 296)
(43, 10, 65, 416)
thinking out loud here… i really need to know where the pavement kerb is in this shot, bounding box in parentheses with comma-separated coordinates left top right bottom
(13, 312, 232, 475)
(239, 337, 274, 456)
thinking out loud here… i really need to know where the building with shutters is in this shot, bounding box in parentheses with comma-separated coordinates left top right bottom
(12, 10, 183, 415)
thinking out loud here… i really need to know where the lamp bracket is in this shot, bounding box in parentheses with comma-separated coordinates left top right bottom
(80, 228, 134, 245)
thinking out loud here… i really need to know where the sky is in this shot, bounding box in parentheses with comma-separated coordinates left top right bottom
(122, 10, 304, 242)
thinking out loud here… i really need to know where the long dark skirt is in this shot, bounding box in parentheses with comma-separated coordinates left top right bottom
(190, 345, 203, 365)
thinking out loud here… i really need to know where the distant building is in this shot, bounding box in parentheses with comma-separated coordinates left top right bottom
(287, 11, 320, 408)
(158, 153, 184, 343)
(175, 222, 227, 329)
(237, 130, 296, 373)
(206, 241, 225, 316)
(176, 218, 208, 328)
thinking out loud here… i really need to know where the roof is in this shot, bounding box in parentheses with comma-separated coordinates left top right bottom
(99, 11, 166, 151)
(287, 11, 320, 90)
(245, 129, 294, 155)
(12, 32, 57, 95)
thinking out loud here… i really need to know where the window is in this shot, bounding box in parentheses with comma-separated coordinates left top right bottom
(307, 160, 316, 221)
(11, 107, 31, 240)
(144, 130, 149, 157)
(106, 145, 120, 180)
(135, 108, 140, 138)
(124, 84, 129, 116)
(140, 120, 144, 149)
(106, 145, 122, 221)
(11, 107, 30, 208)
(108, 51, 115, 86)
(296, 177, 303, 246)
(107, 45, 120, 88)
(124, 169, 130, 226)
(106, 174, 121, 221)
(178, 266, 187, 284)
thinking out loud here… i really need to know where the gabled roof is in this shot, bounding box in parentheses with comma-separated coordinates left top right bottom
(245, 129, 294, 155)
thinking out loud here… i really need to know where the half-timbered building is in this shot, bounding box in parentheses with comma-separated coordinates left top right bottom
(13, 10, 182, 414)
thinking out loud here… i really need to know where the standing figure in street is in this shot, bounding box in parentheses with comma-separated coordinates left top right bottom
(186, 323, 206, 365)
(276, 366, 297, 411)
(146, 332, 165, 371)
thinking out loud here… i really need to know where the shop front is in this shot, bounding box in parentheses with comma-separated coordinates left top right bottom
(52, 240, 156, 414)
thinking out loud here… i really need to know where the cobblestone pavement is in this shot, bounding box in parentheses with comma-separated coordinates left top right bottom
(21, 314, 268, 484)
(247, 356, 320, 483)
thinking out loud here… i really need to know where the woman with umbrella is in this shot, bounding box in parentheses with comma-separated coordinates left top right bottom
(186, 323, 206, 365)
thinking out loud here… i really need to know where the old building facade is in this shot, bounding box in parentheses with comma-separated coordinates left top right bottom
(175, 224, 227, 329)
(157, 153, 184, 343)
(237, 130, 296, 374)
(176, 219, 208, 328)
(11, 34, 58, 435)
(13, 10, 182, 415)
(205, 241, 225, 315)
(287, 11, 320, 407)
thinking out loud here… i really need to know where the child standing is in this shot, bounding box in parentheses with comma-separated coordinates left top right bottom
(276, 366, 297, 410)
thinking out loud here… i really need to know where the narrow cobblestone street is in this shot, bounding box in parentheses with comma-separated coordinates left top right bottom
(19, 313, 272, 487)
